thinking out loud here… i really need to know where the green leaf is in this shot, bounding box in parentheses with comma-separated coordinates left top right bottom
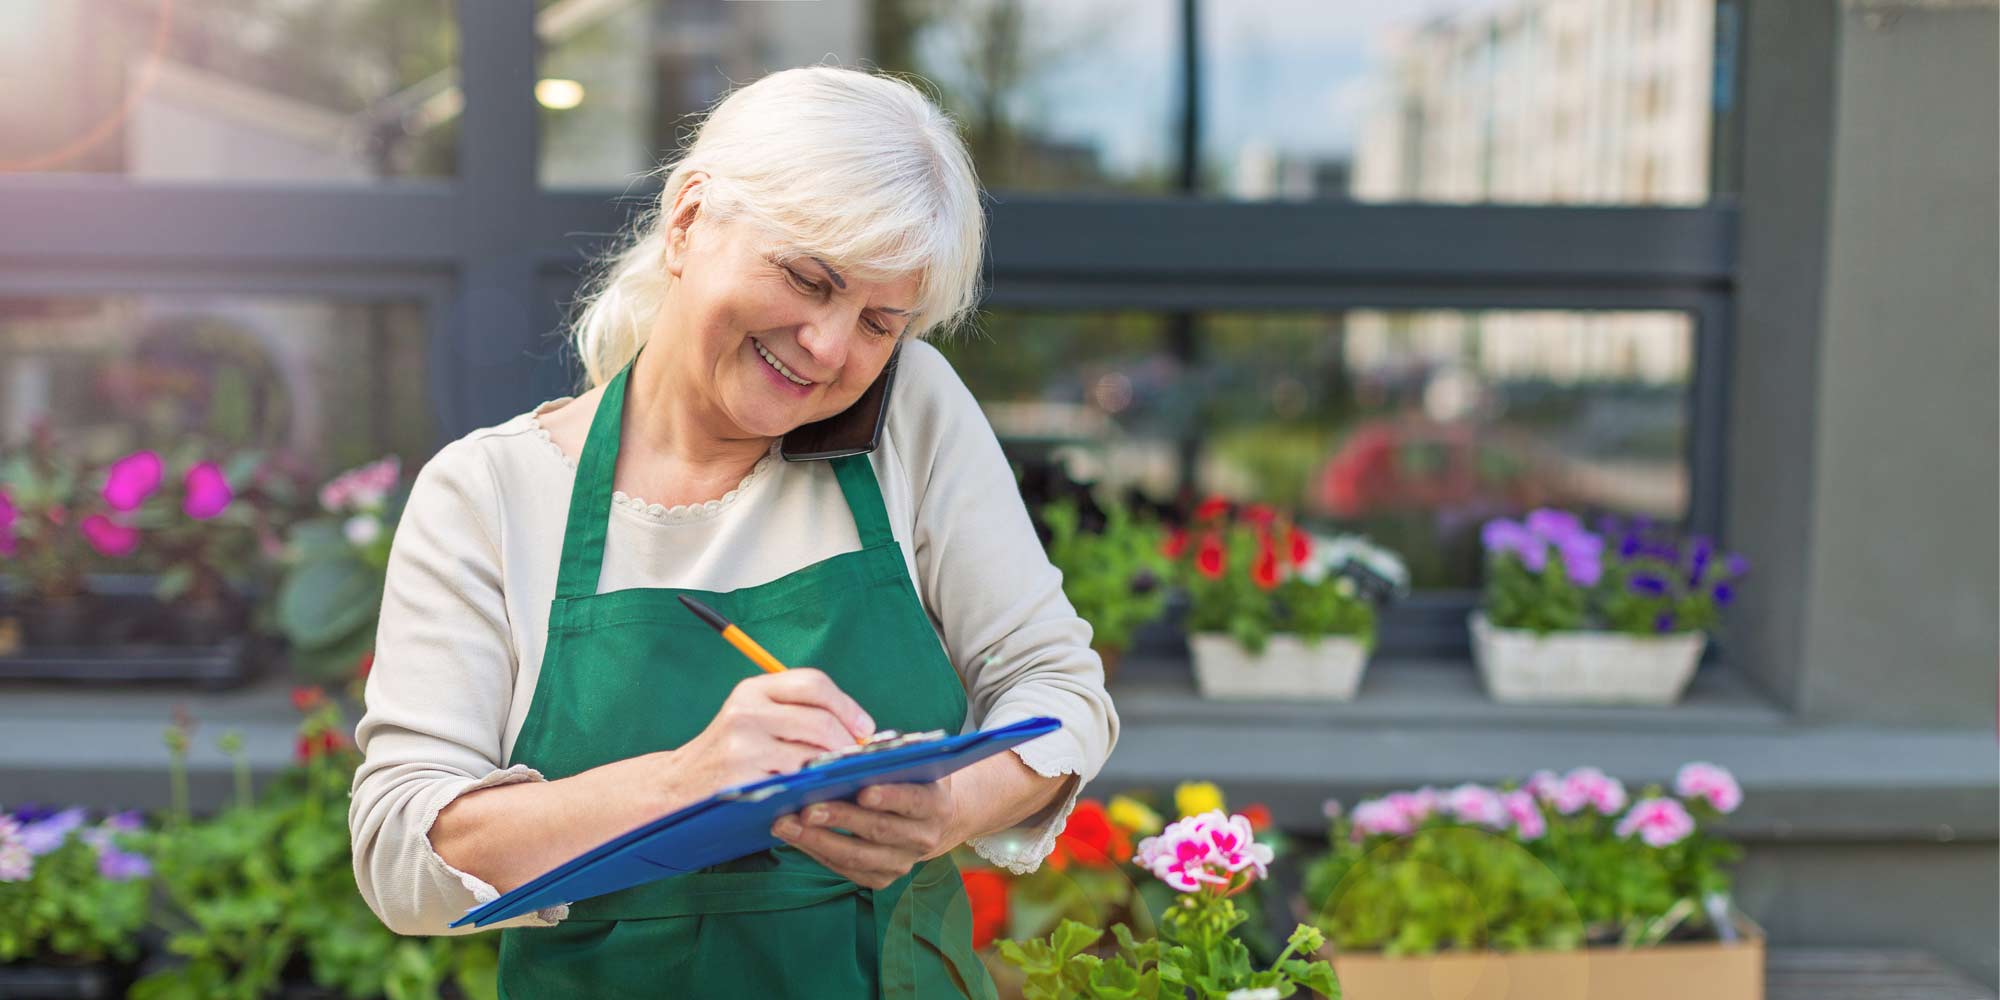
(275, 553, 383, 650)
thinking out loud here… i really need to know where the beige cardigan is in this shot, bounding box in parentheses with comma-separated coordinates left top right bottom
(347, 340, 1119, 936)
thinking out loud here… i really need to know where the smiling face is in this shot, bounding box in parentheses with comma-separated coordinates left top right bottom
(660, 180, 922, 442)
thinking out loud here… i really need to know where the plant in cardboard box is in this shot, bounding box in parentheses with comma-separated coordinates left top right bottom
(132, 690, 495, 1000)
(1300, 763, 1757, 1000)
(1168, 497, 1405, 701)
(1474, 509, 1749, 704)
(1037, 499, 1172, 681)
(998, 808, 1340, 999)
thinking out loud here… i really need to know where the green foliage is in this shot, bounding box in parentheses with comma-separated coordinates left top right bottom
(133, 702, 495, 1000)
(998, 893, 1341, 1000)
(1040, 500, 1173, 656)
(1480, 553, 1589, 633)
(0, 822, 151, 964)
(1179, 521, 1377, 655)
(0, 434, 94, 599)
(273, 472, 403, 683)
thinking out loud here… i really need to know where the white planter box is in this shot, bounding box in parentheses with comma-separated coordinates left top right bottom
(1188, 633, 1369, 701)
(1470, 613, 1706, 706)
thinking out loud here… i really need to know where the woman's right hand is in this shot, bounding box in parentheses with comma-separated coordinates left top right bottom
(667, 668, 877, 801)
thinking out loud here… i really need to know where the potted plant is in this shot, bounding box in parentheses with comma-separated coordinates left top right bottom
(0, 425, 106, 649)
(273, 456, 404, 683)
(1037, 499, 1172, 681)
(1169, 497, 1406, 701)
(0, 805, 154, 999)
(996, 809, 1341, 999)
(133, 688, 496, 1000)
(1473, 509, 1748, 705)
(1300, 763, 1759, 1000)
(116, 446, 297, 646)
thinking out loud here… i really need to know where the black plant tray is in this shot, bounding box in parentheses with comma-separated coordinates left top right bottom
(0, 635, 263, 689)
(0, 960, 134, 1000)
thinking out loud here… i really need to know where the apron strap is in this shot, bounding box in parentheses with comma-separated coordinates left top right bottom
(831, 454, 896, 549)
(553, 353, 635, 600)
(554, 354, 895, 599)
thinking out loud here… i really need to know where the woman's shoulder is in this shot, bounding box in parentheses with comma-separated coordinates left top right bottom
(408, 396, 586, 517)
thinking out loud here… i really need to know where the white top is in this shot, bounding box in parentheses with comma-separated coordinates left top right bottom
(348, 340, 1120, 936)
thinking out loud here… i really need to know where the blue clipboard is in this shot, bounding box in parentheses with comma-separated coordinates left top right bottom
(450, 716, 1061, 928)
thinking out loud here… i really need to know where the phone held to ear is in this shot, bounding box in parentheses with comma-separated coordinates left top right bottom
(779, 346, 900, 462)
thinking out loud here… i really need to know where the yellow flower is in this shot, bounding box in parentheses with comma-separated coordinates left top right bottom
(1174, 780, 1225, 819)
(1107, 795, 1163, 835)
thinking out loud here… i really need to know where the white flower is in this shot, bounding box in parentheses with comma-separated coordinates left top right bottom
(1226, 990, 1281, 1000)
(343, 514, 383, 547)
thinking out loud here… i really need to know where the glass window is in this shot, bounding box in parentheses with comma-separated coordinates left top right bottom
(1201, 0, 1717, 204)
(0, 295, 435, 479)
(537, 0, 1177, 193)
(1198, 309, 1693, 587)
(0, 1, 457, 181)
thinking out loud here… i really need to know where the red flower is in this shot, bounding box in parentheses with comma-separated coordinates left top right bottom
(1288, 526, 1312, 567)
(291, 686, 327, 713)
(1053, 800, 1129, 871)
(1193, 495, 1231, 521)
(1250, 539, 1281, 590)
(294, 729, 346, 763)
(1242, 504, 1278, 528)
(1195, 533, 1225, 579)
(961, 869, 1010, 950)
(1161, 529, 1189, 560)
(1241, 803, 1273, 833)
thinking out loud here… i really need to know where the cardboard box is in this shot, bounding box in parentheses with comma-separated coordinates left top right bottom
(1324, 915, 1765, 1000)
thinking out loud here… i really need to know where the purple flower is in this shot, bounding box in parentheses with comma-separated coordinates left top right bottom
(1617, 533, 1643, 559)
(1526, 509, 1584, 542)
(1629, 573, 1668, 596)
(102, 810, 143, 832)
(1560, 534, 1604, 587)
(1654, 611, 1677, 633)
(102, 451, 163, 512)
(97, 848, 151, 881)
(17, 807, 85, 856)
(182, 462, 234, 520)
(1482, 518, 1530, 555)
(1725, 554, 1749, 578)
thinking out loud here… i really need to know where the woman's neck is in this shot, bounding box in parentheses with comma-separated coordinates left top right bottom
(614, 335, 775, 506)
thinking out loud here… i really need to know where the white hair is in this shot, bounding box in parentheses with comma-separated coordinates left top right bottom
(568, 65, 987, 388)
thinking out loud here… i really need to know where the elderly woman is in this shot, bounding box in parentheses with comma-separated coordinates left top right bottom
(347, 66, 1118, 997)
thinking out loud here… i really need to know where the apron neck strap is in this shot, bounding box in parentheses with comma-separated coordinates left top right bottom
(555, 353, 897, 599)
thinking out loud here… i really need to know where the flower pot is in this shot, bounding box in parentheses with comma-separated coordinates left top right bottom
(1188, 633, 1368, 701)
(1469, 613, 1705, 706)
(1315, 911, 1766, 1000)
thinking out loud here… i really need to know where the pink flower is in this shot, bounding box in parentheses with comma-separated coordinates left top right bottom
(0, 488, 16, 556)
(1444, 783, 1509, 829)
(1349, 798, 1414, 839)
(80, 514, 141, 557)
(1674, 762, 1743, 814)
(1554, 767, 1628, 816)
(1503, 789, 1547, 841)
(1137, 812, 1273, 892)
(1321, 798, 1343, 821)
(320, 456, 400, 513)
(1615, 797, 1696, 848)
(182, 462, 233, 520)
(1190, 810, 1274, 879)
(101, 451, 163, 512)
(1525, 769, 1563, 804)
(0, 815, 29, 883)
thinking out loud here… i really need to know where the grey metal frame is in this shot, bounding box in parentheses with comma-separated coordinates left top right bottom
(0, 0, 1741, 660)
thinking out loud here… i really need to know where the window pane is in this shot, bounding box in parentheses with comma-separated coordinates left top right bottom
(1203, 0, 1717, 204)
(935, 311, 1185, 501)
(0, 296, 435, 479)
(538, 0, 1177, 193)
(0, 1, 457, 181)
(1199, 310, 1692, 587)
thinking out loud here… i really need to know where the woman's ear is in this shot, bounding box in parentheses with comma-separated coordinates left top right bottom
(662, 172, 708, 278)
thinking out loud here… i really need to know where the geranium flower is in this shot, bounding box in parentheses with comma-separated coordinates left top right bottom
(1241, 504, 1278, 528)
(1051, 799, 1128, 870)
(0, 815, 32, 882)
(1348, 798, 1412, 839)
(1443, 783, 1508, 829)
(80, 514, 140, 557)
(1615, 797, 1696, 848)
(1193, 495, 1230, 521)
(1674, 762, 1743, 814)
(1503, 789, 1547, 841)
(291, 686, 327, 712)
(1188, 810, 1272, 878)
(1195, 533, 1225, 579)
(321, 456, 402, 514)
(1239, 803, 1272, 834)
(1287, 526, 1311, 567)
(1137, 811, 1272, 893)
(1250, 540, 1280, 590)
(295, 729, 347, 763)
(1386, 787, 1441, 825)
(182, 462, 233, 520)
(1524, 769, 1562, 804)
(960, 869, 1009, 950)
(1554, 767, 1628, 816)
(101, 451, 163, 512)
(1161, 529, 1189, 559)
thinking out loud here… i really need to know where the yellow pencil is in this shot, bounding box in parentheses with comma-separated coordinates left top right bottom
(677, 595, 868, 745)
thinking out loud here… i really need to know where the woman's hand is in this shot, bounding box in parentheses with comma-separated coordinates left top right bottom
(667, 668, 876, 804)
(770, 776, 965, 890)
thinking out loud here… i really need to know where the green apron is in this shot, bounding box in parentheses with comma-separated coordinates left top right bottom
(496, 355, 999, 999)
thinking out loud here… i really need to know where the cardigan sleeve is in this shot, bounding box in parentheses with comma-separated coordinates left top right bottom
(348, 439, 569, 935)
(887, 341, 1122, 874)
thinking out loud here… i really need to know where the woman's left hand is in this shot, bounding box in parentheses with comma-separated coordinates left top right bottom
(771, 775, 964, 890)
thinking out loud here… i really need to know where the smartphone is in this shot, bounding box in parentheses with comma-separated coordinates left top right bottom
(779, 346, 901, 461)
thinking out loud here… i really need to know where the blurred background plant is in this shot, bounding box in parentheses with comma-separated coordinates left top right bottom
(272, 456, 405, 684)
(1036, 498, 1173, 679)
